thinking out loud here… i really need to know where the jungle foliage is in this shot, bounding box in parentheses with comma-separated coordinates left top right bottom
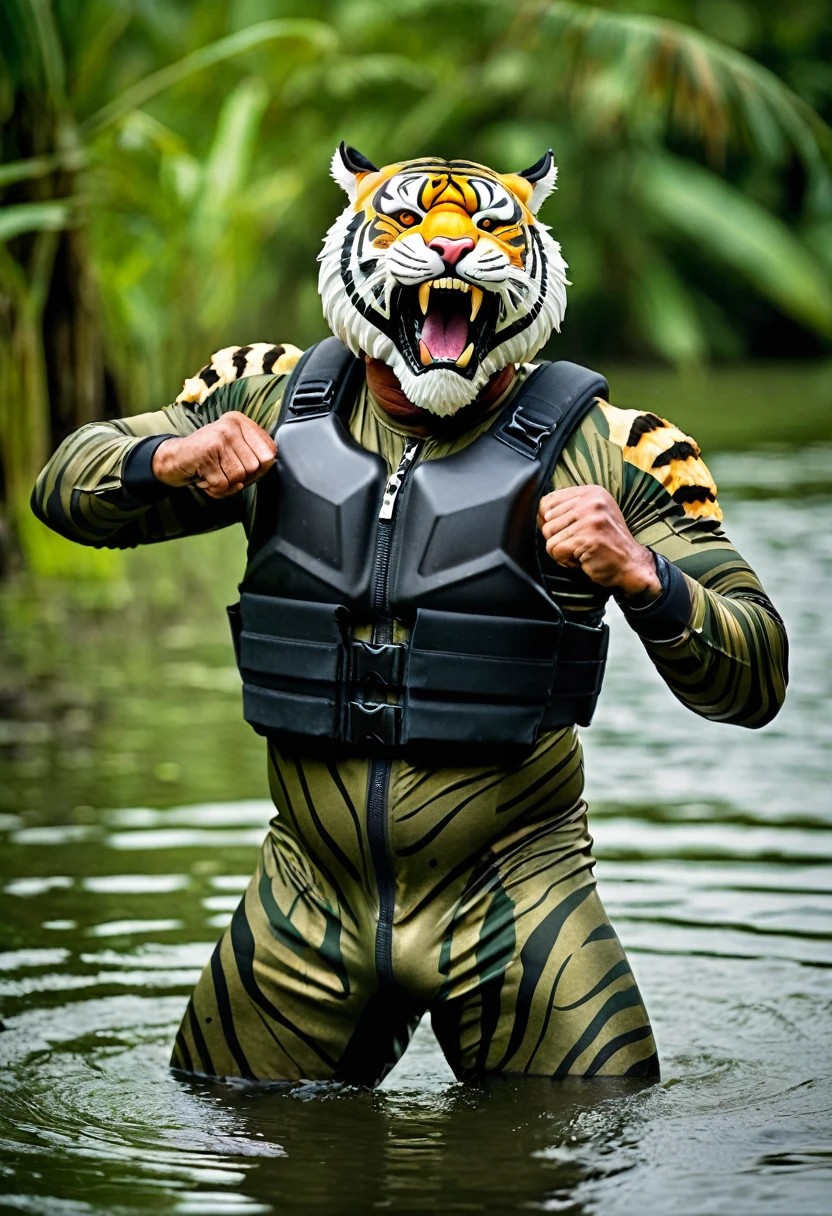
(1, 0, 831, 558)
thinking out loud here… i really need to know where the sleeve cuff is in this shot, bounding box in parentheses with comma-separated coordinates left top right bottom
(617, 552, 692, 644)
(121, 435, 174, 503)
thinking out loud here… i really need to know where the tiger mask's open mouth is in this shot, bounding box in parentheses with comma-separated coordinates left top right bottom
(320, 146, 568, 414)
(395, 278, 498, 380)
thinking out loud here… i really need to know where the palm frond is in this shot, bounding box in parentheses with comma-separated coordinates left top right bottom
(80, 19, 338, 138)
(631, 256, 708, 364)
(638, 155, 832, 338)
(537, 1, 831, 173)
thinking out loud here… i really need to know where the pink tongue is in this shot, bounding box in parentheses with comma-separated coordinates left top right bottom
(421, 311, 468, 360)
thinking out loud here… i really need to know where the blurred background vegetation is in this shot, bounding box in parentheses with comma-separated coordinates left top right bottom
(1, 0, 831, 567)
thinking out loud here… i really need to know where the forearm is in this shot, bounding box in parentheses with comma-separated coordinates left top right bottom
(31, 408, 239, 549)
(621, 548, 788, 728)
(31, 369, 287, 549)
(553, 401, 788, 728)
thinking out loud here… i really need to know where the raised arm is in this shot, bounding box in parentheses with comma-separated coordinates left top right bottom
(31, 343, 299, 550)
(539, 402, 788, 729)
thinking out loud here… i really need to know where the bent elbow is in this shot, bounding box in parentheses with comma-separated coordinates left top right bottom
(30, 476, 101, 547)
(737, 614, 790, 730)
(30, 477, 73, 541)
(30, 478, 56, 531)
(744, 697, 786, 730)
(730, 661, 789, 731)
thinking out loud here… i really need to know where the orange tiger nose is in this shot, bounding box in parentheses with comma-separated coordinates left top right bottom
(428, 236, 475, 267)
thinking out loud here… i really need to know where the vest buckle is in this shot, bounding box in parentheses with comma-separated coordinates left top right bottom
(288, 378, 336, 416)
(349, 640, 405, 689)
(495, 403, 556, 458)
(345, 701, 402, 748)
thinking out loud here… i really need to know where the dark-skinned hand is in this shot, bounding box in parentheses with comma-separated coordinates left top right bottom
(538, 485, 661, 600)
(152, 412, 276, 499)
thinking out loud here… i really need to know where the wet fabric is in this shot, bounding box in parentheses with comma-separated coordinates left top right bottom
(172, 776, 657, 1084)
(32, 358, 787, 1083)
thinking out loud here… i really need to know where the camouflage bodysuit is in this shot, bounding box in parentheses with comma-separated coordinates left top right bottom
(33, 352, 787, 1084)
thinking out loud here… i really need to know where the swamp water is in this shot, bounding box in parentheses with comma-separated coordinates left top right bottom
(0, 365, 830, 1214)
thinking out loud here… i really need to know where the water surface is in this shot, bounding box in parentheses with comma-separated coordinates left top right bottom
(1, 366, 830, 1214)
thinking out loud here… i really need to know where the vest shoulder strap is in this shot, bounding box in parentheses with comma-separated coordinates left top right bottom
(492, 360, 609, 478)
(274, 336, 363, 432)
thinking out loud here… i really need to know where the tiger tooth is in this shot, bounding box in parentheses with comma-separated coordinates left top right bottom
(418, 282, 431, 315)
(456, 342, 474, 369)
(419, 340, 433, 367)
(470, 287, 484, 322)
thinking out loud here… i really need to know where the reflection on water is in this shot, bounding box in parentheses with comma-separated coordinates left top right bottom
(1, 410, 831, 1212)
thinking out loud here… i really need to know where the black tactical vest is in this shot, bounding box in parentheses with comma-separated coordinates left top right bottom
(228, 338, 611, 758)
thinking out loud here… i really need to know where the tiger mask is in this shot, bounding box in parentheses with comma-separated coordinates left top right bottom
(318, 144, 568, 417)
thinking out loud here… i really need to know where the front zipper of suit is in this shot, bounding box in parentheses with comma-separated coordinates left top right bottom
(366, 439, 421, 985)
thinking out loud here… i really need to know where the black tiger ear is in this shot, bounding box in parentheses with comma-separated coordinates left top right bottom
(514, 149, 558, 214)
(340, 143, 379, 174)
(331, 142, 379, 199)
(517, 150, 554, 183)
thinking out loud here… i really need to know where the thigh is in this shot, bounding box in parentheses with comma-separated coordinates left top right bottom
(171, 827, 422, 1086)
(430, 811, 659, 1080)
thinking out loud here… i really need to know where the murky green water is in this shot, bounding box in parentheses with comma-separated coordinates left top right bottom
(1, 366, 831, 1214)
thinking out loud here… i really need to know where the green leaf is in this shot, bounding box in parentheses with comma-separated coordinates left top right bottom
(536, 1, 832, 172)
(81, 19, 338, 137)
(0, 200, 74, 242)
(195, 76, 271, 239)
(0, 151, 84, 187)
(638, 156, 832, 338)
(632, 257, 708, 365)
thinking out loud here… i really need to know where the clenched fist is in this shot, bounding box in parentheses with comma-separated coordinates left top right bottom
(152, 412, 277, 499)
(538, 485, 661, 600)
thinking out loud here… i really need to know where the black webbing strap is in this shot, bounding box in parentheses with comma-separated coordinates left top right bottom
(493, 359, 609, 470)
(493, 358, 610, 593)
(274, 336, 364, 432)
(248, 338, 363, 562)
(494, 358, 611, 730)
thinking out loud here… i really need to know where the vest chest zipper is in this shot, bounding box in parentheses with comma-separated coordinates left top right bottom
(366, 438, 422, 986)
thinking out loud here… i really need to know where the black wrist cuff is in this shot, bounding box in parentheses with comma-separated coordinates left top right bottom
(618, 552, 692, 644)
(122, 435, 174, 503)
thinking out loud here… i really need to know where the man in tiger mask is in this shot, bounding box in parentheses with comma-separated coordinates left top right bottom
(34, 145, 787, 1085)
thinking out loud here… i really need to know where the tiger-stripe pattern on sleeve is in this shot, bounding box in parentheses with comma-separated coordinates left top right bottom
(31, 344, 297, 548)
(599, 401, 722, 522)
(593, 401, 787, 728)
(176, 342, 302, 407)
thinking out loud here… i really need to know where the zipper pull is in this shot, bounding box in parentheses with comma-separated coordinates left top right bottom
(379, 439, 421, 521)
